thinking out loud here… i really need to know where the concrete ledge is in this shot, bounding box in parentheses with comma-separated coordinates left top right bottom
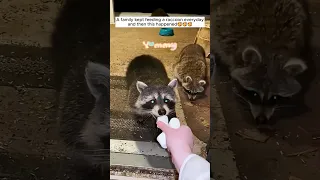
(110, 152, 174, 170)
(110, 161, 177, 180)
(110, 139, 169, 157)
(110, 175, 158, 180)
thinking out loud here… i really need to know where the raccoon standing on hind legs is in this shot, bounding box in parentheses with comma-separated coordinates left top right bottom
(174, 43, 207, 101)
(126, 55, 178, 125)
(212, 0, 314, 126)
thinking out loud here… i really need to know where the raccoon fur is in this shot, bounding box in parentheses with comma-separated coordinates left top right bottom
(211, 0, 313, 125)
(174, 44, 207, 100)
(57, 61, 110, 177)
(126, 55, 178, 123)
(51, 0, 109, 91)
(50, 0, 109, 179)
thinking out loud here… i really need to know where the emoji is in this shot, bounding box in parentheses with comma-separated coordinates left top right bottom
(178, 22, 182, 27)
(183, 22, 187, 26)
(188, 22, 192, 26)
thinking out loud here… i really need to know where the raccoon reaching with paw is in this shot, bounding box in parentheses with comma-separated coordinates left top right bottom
(211, 0, 313, 125)
(126, 55, 178, 124)
(174, 44, 207, 101)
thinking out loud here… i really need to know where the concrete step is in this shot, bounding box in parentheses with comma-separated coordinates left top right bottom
(110, 161, 177, 180)
(110, 175, 158, 180)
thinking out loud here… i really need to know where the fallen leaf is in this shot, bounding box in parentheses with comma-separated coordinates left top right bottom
(235, 128, 270, 143)
(289, 175, 302, 180)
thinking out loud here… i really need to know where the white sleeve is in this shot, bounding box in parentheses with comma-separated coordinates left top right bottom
(178, 154, 211, 180)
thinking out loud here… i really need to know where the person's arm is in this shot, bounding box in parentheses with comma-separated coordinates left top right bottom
(179, 154, 210, 180)
(155, 119, 211, 180)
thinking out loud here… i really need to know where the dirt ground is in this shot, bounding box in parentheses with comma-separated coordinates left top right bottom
(212, 1, 320, 179)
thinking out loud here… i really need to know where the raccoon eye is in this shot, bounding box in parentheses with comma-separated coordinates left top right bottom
(253, 93, 258, 97)
(273, 96, 277, 100)
(183, 88, 192, 94)
(151, 100, 155, 104)
(164, 99, 169, 103)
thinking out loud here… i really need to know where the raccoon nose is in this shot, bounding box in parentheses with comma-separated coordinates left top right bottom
(256, 115, 267, 124)
(158, 109, 166, 116)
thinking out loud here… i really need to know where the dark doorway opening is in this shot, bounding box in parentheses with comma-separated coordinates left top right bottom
(113, 0, 210, 15)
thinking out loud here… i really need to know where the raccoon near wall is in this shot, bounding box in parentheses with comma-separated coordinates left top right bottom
(57, 61, 110, 178)
(126, 55, 178, 123)
(211, 0, 313, 125)
(151, 8, 169, 16)
(50, 0, 110, 178)
(174, 44, 207, 101)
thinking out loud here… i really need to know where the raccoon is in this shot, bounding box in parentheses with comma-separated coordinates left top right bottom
(57, 61, 110, 177)
(126, 55, 178, 123)
(174, 44, 207, 100)
(211, 0, 313, 125)
(51, 0, 109, 91)
(151, 8, 169, 17)
(50, 0, 109, 178)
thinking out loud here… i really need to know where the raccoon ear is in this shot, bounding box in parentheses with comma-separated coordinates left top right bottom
(85, 61, 110, 99)
(278, 78, 302, 97)
(242, 46, 262, 66)
(199, 80, 206, 86)
(184, 76, 192, 83)
(168, 79, 178, 88)
(136, 81, 148, 93)
(283, 58, 307, 76)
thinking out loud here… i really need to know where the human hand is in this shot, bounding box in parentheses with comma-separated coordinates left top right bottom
(156, 120, 194, 172)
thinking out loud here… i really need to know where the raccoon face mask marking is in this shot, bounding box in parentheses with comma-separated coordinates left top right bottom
(182, 76, 206, 101)
(135, 79, 177, 117)
(81, 61, 110, 148)
(231, 45, 308, 124)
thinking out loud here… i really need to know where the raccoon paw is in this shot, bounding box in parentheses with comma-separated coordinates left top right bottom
(167, 113, 177, 120)
(133, 114, 146, 125)
(136, 118, 146, 125)
(156, 127, 162, 135)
